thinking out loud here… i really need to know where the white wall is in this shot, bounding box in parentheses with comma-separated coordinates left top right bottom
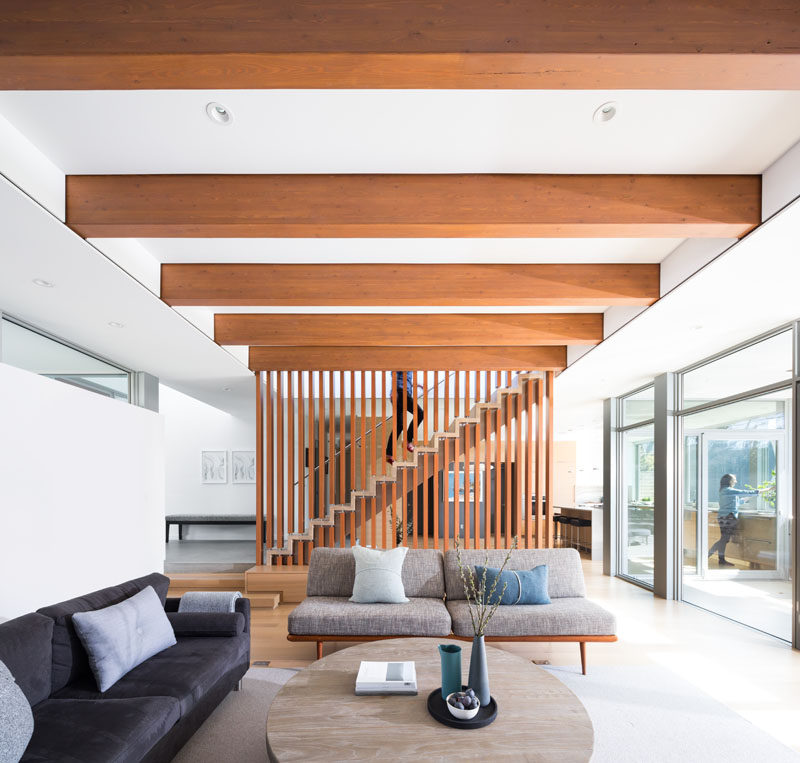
(160, 384, 255, 540)
(0, 362, 164, 620)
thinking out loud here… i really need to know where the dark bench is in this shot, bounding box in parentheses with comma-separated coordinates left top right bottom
(165, 514, 264, 542)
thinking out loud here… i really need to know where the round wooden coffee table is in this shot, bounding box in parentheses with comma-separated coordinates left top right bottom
(266, 637, 593, 762)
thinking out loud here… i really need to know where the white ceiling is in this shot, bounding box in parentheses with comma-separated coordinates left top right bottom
(2, 90, 800, 174)
(112, 237, 684, 264)
(555, 195, 800, 433)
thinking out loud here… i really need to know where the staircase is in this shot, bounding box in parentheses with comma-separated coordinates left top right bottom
(263, 372, 549, 565)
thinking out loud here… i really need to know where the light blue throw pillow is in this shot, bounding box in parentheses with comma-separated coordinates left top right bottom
(475, 564, 551, 605)
(350, 545, 409, 603)
(72, 585, 177, 692)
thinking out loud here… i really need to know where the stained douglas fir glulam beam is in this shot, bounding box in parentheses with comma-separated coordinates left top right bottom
(248, 346, 567, 372)
(215, 313, 603, 347)
(66, 174, 760, 239)
(161, 263, 660, 307)
(1, 1, 799, 90)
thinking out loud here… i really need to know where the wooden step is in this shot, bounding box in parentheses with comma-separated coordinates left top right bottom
(246, 592, 281, 609)
(167, 572, 246, 589)
(246, 565, 308, 602)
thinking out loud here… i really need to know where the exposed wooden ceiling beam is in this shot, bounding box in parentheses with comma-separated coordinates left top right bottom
(161, 263, 660, 307)
(66, 175, 760, 239)
(1, 1, 798, 89)
(215, 313, 603, 347)
(248, 346, 567, 371)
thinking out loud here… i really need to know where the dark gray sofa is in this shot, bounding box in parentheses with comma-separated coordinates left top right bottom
(0, 572, 250, 763)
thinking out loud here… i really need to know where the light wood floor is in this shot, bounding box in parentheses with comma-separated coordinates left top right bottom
(252, 559, 800, 754)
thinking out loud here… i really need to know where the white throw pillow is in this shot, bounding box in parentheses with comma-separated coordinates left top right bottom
(72, 585, 177, 692)
(350, 545, 409, 603)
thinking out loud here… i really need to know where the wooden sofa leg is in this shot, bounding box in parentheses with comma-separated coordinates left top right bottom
(316, 641, 323, 660)
(579, 642, 587, 675)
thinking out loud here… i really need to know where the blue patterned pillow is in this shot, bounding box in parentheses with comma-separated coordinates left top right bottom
(474, 564, 551, 605)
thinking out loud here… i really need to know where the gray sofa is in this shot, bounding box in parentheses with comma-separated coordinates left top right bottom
(288, 547, 616, 673)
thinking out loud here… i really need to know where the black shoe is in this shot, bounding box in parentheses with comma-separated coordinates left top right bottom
(718, 559, 735, 567)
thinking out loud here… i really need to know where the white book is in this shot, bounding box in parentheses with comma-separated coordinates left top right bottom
(355, 661, 418, 695)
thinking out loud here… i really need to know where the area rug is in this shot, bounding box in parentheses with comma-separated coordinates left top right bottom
(173, 665, 799, 762)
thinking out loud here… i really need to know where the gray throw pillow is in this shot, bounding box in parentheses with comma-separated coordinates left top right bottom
(349, 545, 409, 603)
(72, 585, 176, 692)
(0, 659, 34, 762)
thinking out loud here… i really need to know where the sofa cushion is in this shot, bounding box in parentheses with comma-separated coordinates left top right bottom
(288, 596, 452, 637)
(37, 573, 171, 693)
(446, 598, 616, 638)
(0, 659, 34, 763)
(307, 548, 445, 599)
(0, 613, 54, 706)
(22, 696, 179, 763)
(72, 587, 177, 692)
(52, 635, 248, 717)
(444, 549, 586, 600)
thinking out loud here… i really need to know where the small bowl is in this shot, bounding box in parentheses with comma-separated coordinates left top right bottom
(445, 691, 480, 720)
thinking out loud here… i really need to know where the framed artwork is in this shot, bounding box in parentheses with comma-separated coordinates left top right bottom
(232, 450, 256, 484)
(201, 450, 227, 484)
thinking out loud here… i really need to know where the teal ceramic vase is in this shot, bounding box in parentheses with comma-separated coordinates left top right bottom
(468, 635, 490, 706)
(438, 644, 462, 699)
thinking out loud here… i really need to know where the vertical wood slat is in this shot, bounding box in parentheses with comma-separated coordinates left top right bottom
(285, 371, 296, 565)
(422, 453, 428, 549)
(360, 371, 367, 542)
(256, 373, 264, 566)
(443, 438, 450, 552)
(391, 479, 397, 548)
(401, 469, 407, 546)
(266, 372, 273, 553)
(327, 371, 335, 547)
(338, 370, 346, 546)
(515, 389, 522, 549)
(391, 380, 398, 464)
(494, 406, 501, 549)
(371, 370, 377, 481)
(525, 377, 533, 550)
(423, 371, 429, 444)
(350, 370, 356, 543)
(412, 371, 418, 549)
(400, 372, 406, 457)
(381, 482, 386, 549)
(454, 426, 460, 547)
(474, 416, 480, 551)
(484, 405, 491, 549)
(371, 494, 376, 548)
(434, 371, 439, 434)
(465, 370, 470, 421)
(444, 372, 450, 433)
(505, 394, 512, 548)
(316, 372, 324, 548)
(545, 371, 555, 549)
(535, 379, 544, 549)
(464, 421, 471, 548)
(455, 371, 461, 420)
(307, 369, 315, 556)
(381, 371, 387, 477)
(298, 371, 305, 564)
(276, 372, 284, 565)
(433, 445, 440, 551)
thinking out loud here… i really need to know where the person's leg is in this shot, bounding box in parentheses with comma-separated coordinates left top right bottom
(716, 515, 737, 565)
(386, 392, 405, 458)
(405, 393, 424, 446)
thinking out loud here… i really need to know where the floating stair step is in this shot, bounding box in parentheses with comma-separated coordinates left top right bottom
(246, 565, 309, 602)
(246, 592, 281, 609)
(167, 573, 246, 590)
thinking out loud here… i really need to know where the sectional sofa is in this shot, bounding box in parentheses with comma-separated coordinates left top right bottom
(288, 547, 616, 673)
(0, 572, 250, 763)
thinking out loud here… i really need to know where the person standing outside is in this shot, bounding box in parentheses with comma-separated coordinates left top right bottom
(386, 371, 424, 465)
(708, 473, 762, 568)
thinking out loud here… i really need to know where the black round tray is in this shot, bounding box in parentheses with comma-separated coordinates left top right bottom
(426, 687, 498, 729)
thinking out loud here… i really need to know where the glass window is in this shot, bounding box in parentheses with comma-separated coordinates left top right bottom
(681, 388, 791, 641)
(1, 319, 130, 402)
(619, 425, 655, 587)
(682, 330, 793, 409)
(622, 386, 654, 426)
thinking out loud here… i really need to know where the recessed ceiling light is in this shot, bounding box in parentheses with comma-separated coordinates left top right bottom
(593, 101, 617, 123)
(222, 386, 232, 392)
(32, 278, 54, 288)
(108, 321, 124, 328)
(206, 102, 233, 125)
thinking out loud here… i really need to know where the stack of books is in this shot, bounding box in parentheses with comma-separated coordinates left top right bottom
(354, 661, 418, 695)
